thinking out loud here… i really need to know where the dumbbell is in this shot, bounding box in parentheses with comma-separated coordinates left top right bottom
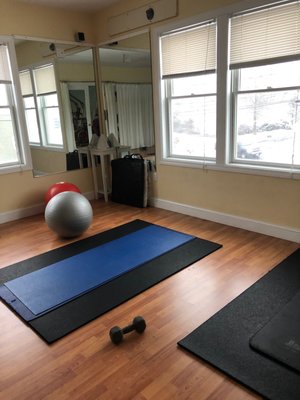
(109, 316, 146, 344)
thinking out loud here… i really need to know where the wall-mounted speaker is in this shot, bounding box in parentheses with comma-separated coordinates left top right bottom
(75, 32, 85, 42)
(146, 7, 154, 20)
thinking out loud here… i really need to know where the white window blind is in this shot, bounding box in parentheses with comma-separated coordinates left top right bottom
(0, 44, 11, 82)
(19, 70, 33, 96)
(230, 1, 300, 69)
(33, 64, 57, 95)
(161, 21, 216, 78)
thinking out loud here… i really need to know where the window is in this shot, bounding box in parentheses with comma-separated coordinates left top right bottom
(157, 0, 300, 176)
(0, 41, 27, 169)
(230, 1, 300, 168)
(231, 61, 300, 166)
(160, 21, 217, 160)
(20, 64, 63, 148)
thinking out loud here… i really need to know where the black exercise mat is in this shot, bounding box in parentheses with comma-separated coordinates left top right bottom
(0, 219, 221, 343)
(250, 291, 300, 373)
(178, 248, 300, 400)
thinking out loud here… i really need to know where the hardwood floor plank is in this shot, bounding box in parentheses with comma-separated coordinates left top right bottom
(0, 200, 298, 399)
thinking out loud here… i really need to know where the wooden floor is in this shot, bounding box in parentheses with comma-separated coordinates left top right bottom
(0, 200, 298, 400)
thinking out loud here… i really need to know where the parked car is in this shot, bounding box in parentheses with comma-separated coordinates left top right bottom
(237, 142, 261, 159)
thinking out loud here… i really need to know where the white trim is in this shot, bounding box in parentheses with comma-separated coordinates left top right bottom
(0, 203, 45, 224)
(0, 163, 32, 175)
(151, 197, 300, 243)
(0, 191, 95, 224)
(216, 14, 230, 166)
(159, 158, 300, 179)
(13, 35, 94, 49)
(0, 36, 32, 174)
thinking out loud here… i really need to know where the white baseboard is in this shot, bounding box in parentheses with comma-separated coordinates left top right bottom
(2, 194, 299, 243)
(151, 198, 300, 243)
(0, 203, 45, 224)
(0, 191, 95, 225)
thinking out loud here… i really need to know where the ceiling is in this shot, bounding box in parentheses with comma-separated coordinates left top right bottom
(15, 0, 121, 12)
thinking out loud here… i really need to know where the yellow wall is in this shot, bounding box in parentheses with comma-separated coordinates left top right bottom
(101, 66, 151, 83)
(30, 148, 66, 174)
(99, 31, 152, 83)
(157, 166, 300, 229)
(92, 0, 238, 44)
(57, 62, 95, 82)
(0, 0, 95, 42)
(16, 41, 95, 82)
(0, 0, 299, 233)
(0, 169, 93, 212)
(15, 40, 45, 66)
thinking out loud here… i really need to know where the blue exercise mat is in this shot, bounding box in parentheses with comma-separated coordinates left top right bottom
(4, 225, 194, 316)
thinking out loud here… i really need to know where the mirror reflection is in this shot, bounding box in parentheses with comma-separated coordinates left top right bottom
(13, 32, 155, 177)
(15, 39, 96, 176)
(98, 32, 155, 161)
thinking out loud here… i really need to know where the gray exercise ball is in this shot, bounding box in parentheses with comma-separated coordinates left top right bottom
(45, 191, 93, 238)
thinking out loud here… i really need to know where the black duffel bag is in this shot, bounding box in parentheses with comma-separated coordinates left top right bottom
(111, 154, 148, 208)
(66, 150, 88, 170)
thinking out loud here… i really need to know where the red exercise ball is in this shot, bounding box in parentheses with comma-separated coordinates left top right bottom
(44, 182, 81, 204)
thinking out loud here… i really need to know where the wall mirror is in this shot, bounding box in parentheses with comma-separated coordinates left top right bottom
(14, 38, 97, 176)
(98, 32, 155, 161)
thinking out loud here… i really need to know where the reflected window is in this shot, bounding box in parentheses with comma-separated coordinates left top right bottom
(20, 64, 63, 148)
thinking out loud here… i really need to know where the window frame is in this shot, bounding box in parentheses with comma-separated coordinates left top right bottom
(160, 19, 217, 163)
(22, 93, 40, 145)
(0, 36, 31, 174)
(164, 75, 217, 161)
(230, 66, 300, 168)
(152, 0, 300, 179)
(37, 91, 63, 147)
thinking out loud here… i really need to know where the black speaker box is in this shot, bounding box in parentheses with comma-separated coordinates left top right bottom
(75, 32, 85, 42)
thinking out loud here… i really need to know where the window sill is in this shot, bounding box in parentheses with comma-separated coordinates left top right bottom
(160, 157, 300, 180)
(30, 145, 65, 152)
(0, 164, 32, 175)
